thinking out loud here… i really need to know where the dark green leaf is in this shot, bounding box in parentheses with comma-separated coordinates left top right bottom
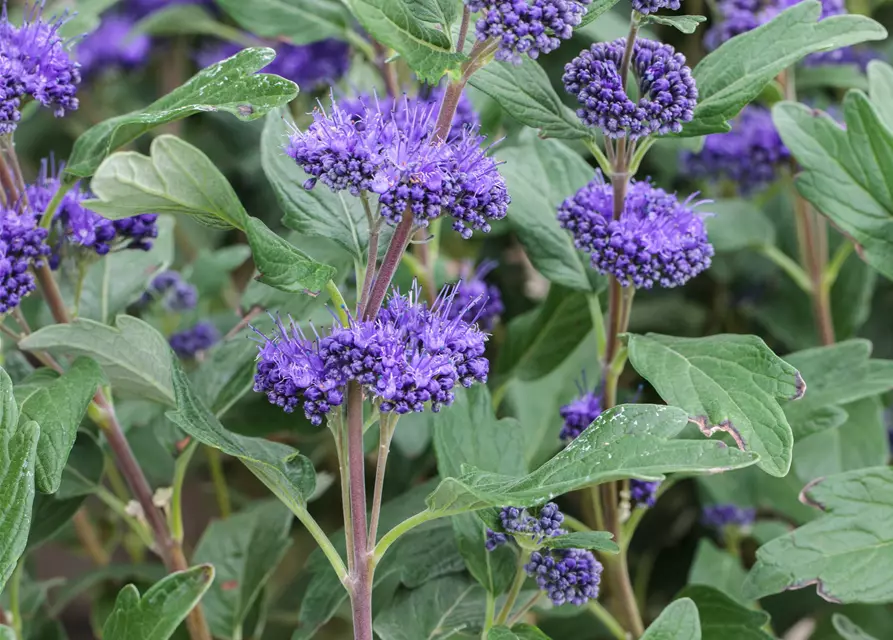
(773, 95, 893, 280)
(706, 200, 776, 253)
(215, 0, 350, 44)
(20, 316, 175, 406)
(469, 61, 591, 140)
(497, 285, 594, 382)
(425, 404, 759, 518)
(833, 614, 880, 640)
(407, 0, 459, 32)
(489, 625, 551, 640)
(48, 564, 168, 617)
(191, 338, 258, 418)
(102, 566, 215, 640)
(21, 357, 104, 494)
(626, 333, 803, 477)
(743, 466, 893, 603)
(134, 4, 253, 42)
(345, 0, 463, 83)
(193, 501, 293, 639)
(246, 216, 337, 296)
(641, 598, 701, 640)
(65, 48, 298, 178)
(867, 60, 893, 129)
(688, 540, 748, 605)
(373, 575, 485, 640)
(577, 0, 622, 28)
(540, 531, 618, 554)
(646, 14, 706, 34)
(497, 134, 598, 291)
(678, 585, 772, 640)
(684, 2, 886, 136)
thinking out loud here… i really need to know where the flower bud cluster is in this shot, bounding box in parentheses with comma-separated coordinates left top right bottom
(170, 320, 220, 359)
(0, 207, 50, 313)
(702, 504, 756, 529)
(447, 261, 503, 330)
(140, 271, 198, 312)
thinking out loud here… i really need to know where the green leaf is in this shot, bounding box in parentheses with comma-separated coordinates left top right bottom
(685, 2, 886, 136)
(215, 0, 350, 45)
(626, 333, 802, 477)
(796, 64, 868, 92)
(191, 338, 258, 418)
(166, 359, 317, 518)
(867, 60, 893, 130)
(540, 531, 619, 554)
(65, 48, 298, 178)
(84, 135, 249, 229)
(773, 95, 893, 280)
(488, 626, 552, 640)
(0, 626, 13, 640)
(133, 3, 254, 42)
(468, 61, 591, 140)
(425, 404, 759, 518)
(497, 134, 598, 291)
(193, 501, 293, 639)
(743, 466, 893, 603)
(373, 575, 485, 640)
(52, 0, 120, 38)
(0, 367, 39, 594)
(102, 565, 215, 640)
(641, 598, 701, 640)
(497, 285, 594, 382)
(344, 0, 463, 83)
(577, 0, 622, 28)
(706, 200, 776, 253)
(20, 316, 175, 406)
(646, 14, 706, 34)
(677, 585, 772, 640)
(407, 0, 459, 32)
(20, 357, 104, 494)
(688, 540, 749, 605)
(246, 216, 337, 296)
(833, 614, 880, 640)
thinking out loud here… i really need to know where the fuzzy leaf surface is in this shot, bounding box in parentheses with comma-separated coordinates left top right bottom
(678, 585, 772, 640)
(641, 598, 701, 640)
(215, 0, 351, 43)
(373, 575, 485, 640)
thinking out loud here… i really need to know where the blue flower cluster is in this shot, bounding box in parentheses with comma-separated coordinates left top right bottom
(0, 5, 81, 133)
(630, 480, 661, 508)
(557, 174, 713, 289)
(139, 271, 197, 311)
(287, 98, 508, 239)
(170, 320, 220, 358)
(76, 14, 151, 78)
(563, 38, 697, 139)
(485, 503, 566, 550)
(447, 260, 503, 330)
(702, 503, 756, 528)
(559, 388, 602, 441)
(0, 206, 50, 313)
(465, 0, 592, 64)
(681, 105, 789, 194)
(254, 285, 489, 425)
(632, 0, 681, 14)
(526, 548, 602, 606)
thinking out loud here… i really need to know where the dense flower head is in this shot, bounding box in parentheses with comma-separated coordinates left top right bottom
(702, 503, 756, 528)
(0, 4, 82, 133)
(526, 548, 602, 606)
(557, 174, 713, 288)
(632, 0, 681, 14)
(447, 260, 503, 329)
(485, 502, 567, 550)
(139, 270, 197, 311)
(630, 479, 661, 508)
(681, 105, 789, 194)
(197, 39, 350, 89)
(563, 38, 697, 139)
(465, 0, 592, 64)
(76, 14, 151, 77)
(559, 388, 601, 441)
(169, 320, 220, 358)
(126, 0, 216, 20)
(0, 206, 50, 313)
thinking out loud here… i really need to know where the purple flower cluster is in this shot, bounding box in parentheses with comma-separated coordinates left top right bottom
(139, 271, 197, 311)
(681, 105, 789, 194)
(170, 320, 220, 358)
(701, 504, 756, 528)
(563, 38, 697, 139)
(126, 0, 216, 20)
(559, 389, 601, 441)
(76, 14, 151, 78)
(632, 0, 681, 14)
(465, 0, 592, 64)
(287, 98, 508, 239)
(0, 5, 81, 133)
(630, 480, 660, 508)
(254, 285, 489, 425)
(486, 502, 567, 550)
(526, 548, 602, 606)
(0, 207, 50, 313)
(447, 260, 503, 330)
(557, 174, 713, 289)
(196, 39, 350, 89)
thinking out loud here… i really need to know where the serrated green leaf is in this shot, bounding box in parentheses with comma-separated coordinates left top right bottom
(646, 14, 706, 34)
(469, 61, 592, 140)
(641, 598, 701, 640)
(706, 200, 776, 253)
(407, 0, 459, 32)
(0, 366, 39, 594)
(65, 48, 298, 178)
(21, 357, 104, 494)
(773, 94, 893, 280)
(833, 614, 880, 640)
(489, 625, 552, 640)
(425, 404, 759, 518)
(540, 531, 618, 554)
(688, 540, 749, 605)
(497, 134, 598, 291)
(684, 2, 886, 136)
(345, 0, 463, 83)
(166, 359, 317, 517)
(626, 333, 802, 477)
(497, 285, 594, 382)
(193, 501, 293, 640)
(373, 575, 485, 640)
(215, 0, 350, 44)
(20, 316, 175, 406)
(247, 216, 336, 295)
(867, 60, 893, 130)
(191, 338, 258, 418)
(743, 466, 893, 603)
(102, 565, 215, 640)
(678, 585, 772, 640)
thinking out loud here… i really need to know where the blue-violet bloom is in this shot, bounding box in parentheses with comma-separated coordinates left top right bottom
(630, 479, 660, 508)
(76, 13, 151, 78)
(526, 548, 602, 606)
(702, 503, 756, 528)
(632, 0, 681, 14)
(447, 260, 503, 329)
(140, 270, 198, 311)
(559, 387, 602, 441)
(170, 320, 220, 358)
(0, 206, 50, 313)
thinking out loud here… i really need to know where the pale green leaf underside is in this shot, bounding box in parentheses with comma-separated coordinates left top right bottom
(833, 614, 880, 640)
(641, 598, 701, 640)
